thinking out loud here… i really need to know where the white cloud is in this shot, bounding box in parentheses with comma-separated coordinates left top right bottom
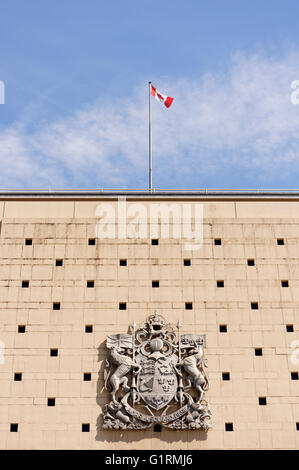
(1, 51, 299, 188)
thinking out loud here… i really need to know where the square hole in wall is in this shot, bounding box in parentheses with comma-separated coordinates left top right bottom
(18, 325, 26, 333)
(277, 238, 284, 245)
(25, 239, 32, 246)
(185, 302, 193, 310)
(119, 303, 127, 310)
(50, 349, 58, 357)
(85, 325, 93, 333)
(53, 302, 60, 310)
(119, 259, 127, 266)
(297, 423, 299, 431)
(152, 280, 159, 288)
(56, 259, 63, 267)
(14, 373, 22, 381)
(10, 423, 18, 432)
(255, 348, 263, 356)
(82, 423, 90, 432)
(47, 398, 55, 407)
(84, 373, 91, 381)
(222, 372, 230, 381)
(259, 397, 267, 406)
(286, 325, 294, 332)
(87, 280, 94, 288)
(22, 280, 29, 288)
(217, 280, 224, 288)
(184, 259, 191, 266)
(214, 238, 222, 246)
(281, 280, 289, 287)
(291, 372, 299, 380)
(151, 239, 159, 246)
(225, 423, 233, 432)
(251, 302, 258, 310)
(219, 325, 227, 333)
(247, 259, 255, 266)
(153, 424, 162, 432)
(88, 238, 96, 246)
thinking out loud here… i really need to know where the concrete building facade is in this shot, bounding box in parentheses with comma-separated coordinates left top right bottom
(0, 190, 298, 449)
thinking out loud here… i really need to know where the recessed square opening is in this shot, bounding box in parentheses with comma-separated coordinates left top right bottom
(153, 424, 162, 432)
(14, 373, 22, 381)
(56, 259, 63, 267)
(18, 325, 26, 333)
(277, 238, 284, 245)
(84, 373, 91, 381)
(53, 302, 60, 310)
(85, 325, 93, 333)
(10, 423, 18, 432)
(259, 397, 267, 406)
(47, 398, 55, 407)
(119, 303, 127, 310)
(185, 302, 193, 310)
(87, 280, 94, 288)
(286, 325, 294, 333)
(281, 280, 289, 287)
(214, 238, 222, 246)
(25, 239, 32, 246)
(120, 259, 127, 266)
(88, 238, 96, 246)
(184, 259, 191, 266)
(291, 372, 299, 380)
(151, 239, 159, 245)
(219, 325, 227, 333)
(247, 259, 255, 266)
(50, 349, 58, 357)
(255, 348, 263, 356)
(82, 423, 90, 432)
(251, 302, 258, 310)
(222, 372, 230, 381)
(152, 280, 159, 288)
(22, 280, 29, 288)
(225, 423, 233, 432)
(217, 280, 224, 288)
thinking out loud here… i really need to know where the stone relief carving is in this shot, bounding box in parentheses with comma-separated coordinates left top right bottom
(102, 312, 211, 431)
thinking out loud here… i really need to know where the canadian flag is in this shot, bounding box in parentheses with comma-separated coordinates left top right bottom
(150, 83, 174, 108)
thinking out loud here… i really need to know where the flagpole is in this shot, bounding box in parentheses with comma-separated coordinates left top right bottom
(148, 81, 152, 192)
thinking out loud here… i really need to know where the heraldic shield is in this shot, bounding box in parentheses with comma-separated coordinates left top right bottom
(102, 312, 212, 431)
(136, 351, 178, 410)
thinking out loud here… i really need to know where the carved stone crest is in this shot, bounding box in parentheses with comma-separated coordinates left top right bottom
(102, 312, 211, 430)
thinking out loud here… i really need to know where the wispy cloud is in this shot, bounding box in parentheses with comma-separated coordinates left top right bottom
(1, 51, 299, 188)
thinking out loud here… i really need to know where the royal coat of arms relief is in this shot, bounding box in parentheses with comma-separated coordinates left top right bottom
(102, 312, 211, 430)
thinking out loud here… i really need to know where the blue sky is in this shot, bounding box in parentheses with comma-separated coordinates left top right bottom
(1, 0, 299, 189)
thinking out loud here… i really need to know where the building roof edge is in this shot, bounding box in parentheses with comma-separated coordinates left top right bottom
(1, 189, 299, 200)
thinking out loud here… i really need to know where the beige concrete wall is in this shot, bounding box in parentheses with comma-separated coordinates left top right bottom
(0, 198, 298, 449)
